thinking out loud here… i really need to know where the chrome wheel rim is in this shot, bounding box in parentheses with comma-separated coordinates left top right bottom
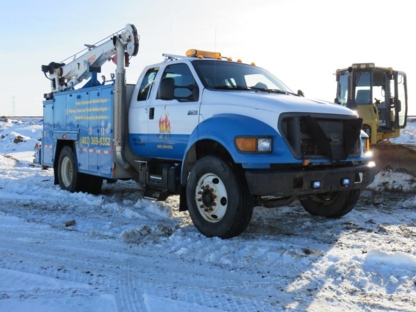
(195, 173, 228, 223)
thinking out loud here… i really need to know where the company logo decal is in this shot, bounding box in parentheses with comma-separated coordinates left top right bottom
(159, 105, 171, 139)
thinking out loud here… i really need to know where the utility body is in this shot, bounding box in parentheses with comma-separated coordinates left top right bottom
(38, 24, 376, 238)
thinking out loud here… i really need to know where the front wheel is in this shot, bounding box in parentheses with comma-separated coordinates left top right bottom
(186, 156, 253, 239)
(299, 189, 361, 218)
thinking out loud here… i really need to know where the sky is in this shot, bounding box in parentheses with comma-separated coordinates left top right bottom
(1, 0, 415, 116)
(1, 118, 416, 310)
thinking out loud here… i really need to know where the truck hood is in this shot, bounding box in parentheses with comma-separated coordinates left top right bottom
(202, 89, 356, 117)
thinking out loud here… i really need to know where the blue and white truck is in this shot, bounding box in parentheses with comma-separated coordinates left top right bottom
(39, 23, 375, 238)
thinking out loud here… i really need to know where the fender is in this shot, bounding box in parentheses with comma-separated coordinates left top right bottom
(181, 114, 295, 183)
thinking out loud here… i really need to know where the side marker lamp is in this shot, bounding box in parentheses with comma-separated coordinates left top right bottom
(361, 137, 370, 153)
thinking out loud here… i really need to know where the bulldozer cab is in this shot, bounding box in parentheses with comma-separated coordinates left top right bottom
(335, 63, 408, 144)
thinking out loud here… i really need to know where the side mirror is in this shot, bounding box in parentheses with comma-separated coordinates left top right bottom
(158, 78, 175, 100)
(395, 99, 401, 113)
(174, 85, 199, 102)
(174, 86, 193, 98)
(297, 90, 304, 97)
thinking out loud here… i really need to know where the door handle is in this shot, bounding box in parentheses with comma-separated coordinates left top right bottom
(149, 107, 155, 120)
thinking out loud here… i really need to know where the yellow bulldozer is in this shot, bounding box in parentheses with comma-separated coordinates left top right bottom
(334, 63, 416, 177)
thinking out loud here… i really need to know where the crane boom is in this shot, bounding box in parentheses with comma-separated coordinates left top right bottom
(42, 24, 139, 94)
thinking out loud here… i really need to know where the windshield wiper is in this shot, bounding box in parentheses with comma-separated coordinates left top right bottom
(267, 89, 301, 96)
(249, 86, 269, 92)
(249, 87, 288, 94)
(212, 85, 299, 96)
(268, 89, 285, 94)
(212, 85, 250, 90)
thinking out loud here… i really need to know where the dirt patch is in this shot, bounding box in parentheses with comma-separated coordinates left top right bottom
(13, 135, 24, 143)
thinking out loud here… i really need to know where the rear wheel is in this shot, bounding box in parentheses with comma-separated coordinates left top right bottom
(57, 146, 102, 195)
(186, 156, 253, 239)
(299, 190, 360, 218)
(57, 146, 83, 193)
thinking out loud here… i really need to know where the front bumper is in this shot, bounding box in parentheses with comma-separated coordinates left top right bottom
(245, 162, 376, 197)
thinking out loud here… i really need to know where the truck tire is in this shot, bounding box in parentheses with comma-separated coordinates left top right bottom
(299, 189, 360, 218)
(186, 156, 253, 239)
(57, 146, 83, 193)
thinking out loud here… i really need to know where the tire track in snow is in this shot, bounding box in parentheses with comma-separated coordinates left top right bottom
(0, 216, 286, 311)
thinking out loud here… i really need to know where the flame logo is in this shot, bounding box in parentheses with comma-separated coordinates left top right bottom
(159, 105, 171, 134)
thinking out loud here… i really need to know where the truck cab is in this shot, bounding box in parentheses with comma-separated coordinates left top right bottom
(123, 50, 376, 238)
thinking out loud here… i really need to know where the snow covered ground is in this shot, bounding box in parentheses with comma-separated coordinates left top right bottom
(0, 117, 416, 312)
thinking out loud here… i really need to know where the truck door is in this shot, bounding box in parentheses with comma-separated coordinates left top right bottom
(128, 67, 159, 157)
(129, 63, 200, 160)
(143, 63, 200, 160)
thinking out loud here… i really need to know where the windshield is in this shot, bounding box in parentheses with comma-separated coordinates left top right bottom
(191, 60, 293, 93)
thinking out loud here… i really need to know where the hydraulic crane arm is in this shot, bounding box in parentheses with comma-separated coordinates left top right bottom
(42, 24, 139, 93)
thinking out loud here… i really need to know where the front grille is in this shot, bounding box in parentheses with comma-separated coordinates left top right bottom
(280, 114, 361, 160)
(301, 138, 322, 155)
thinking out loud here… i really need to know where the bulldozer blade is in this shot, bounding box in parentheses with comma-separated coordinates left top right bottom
(371, 144, 416, 176)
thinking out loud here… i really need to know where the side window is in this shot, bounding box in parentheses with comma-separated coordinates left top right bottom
(397, 73, 406, 127)
(354, 72, 371, 104)
(336, 72, 348, 105)
(157, 63, 199, 102)
(137, 68, 158, 101)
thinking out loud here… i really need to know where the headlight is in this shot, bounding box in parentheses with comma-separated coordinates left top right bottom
(258, 138, 272, 152)
(235, 137, 272, 153)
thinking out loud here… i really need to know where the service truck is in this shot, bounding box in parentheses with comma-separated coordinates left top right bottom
(38, 24, 376, 238)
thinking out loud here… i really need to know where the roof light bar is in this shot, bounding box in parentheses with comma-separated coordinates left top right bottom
(186, 49, 221, 59)
(352, 63, 375, 69)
